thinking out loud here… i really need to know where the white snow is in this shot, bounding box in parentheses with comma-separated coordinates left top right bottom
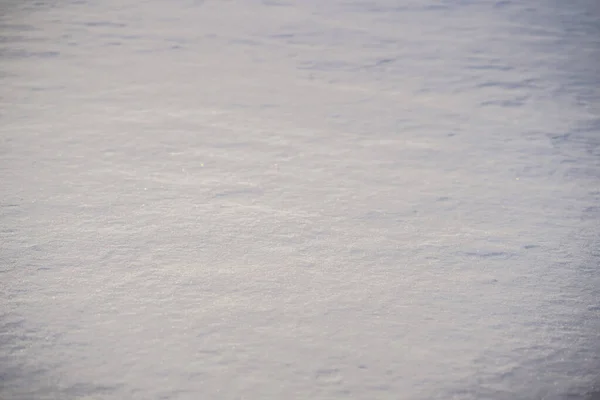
(1, 1, 599, 399)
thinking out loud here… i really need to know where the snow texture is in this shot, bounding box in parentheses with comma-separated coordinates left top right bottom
(1, 0, 599, 399)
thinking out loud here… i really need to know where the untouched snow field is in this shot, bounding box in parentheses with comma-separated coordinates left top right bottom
(1, 1, 599, 399)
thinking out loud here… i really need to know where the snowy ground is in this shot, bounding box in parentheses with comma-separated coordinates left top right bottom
(1, 1, 599, 399)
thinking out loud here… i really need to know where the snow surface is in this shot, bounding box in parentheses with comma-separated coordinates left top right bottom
(1, 0, 599, 399)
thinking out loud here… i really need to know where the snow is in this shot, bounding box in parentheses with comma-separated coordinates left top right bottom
(1, 0, 599, 399)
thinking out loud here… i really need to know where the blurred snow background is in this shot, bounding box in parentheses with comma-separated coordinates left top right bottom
(1, 0, 599, 399)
